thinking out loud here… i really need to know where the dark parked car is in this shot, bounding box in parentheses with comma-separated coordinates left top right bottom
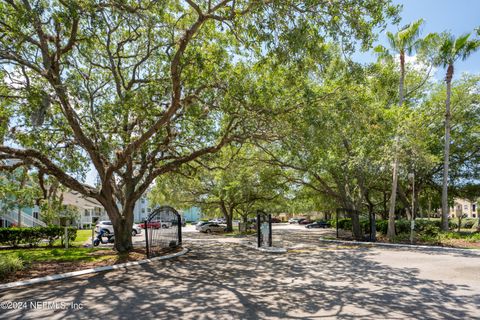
(299, 219, 312, 225)
(271, 217, 282, 223)
(305, 221, 329, 229)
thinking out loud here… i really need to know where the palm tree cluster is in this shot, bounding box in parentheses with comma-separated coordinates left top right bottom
(377, 21, 480, 237)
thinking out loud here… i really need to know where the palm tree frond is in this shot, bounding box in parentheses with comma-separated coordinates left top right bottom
(454, 33, 471, 53)
(398, 19, 425, 52)
(386, 32, 397, 52)
(460, 39, 480, 61)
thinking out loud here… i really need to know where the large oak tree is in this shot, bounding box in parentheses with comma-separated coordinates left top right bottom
(0, 0, 398, 252)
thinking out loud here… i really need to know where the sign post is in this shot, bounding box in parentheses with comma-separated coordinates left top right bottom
(92, 217, 99, 247)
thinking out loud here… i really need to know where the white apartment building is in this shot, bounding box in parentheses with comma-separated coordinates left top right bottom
(63, 191, 154, 227)
(449, 198, 478, 218)
(61, 191, 108, 228)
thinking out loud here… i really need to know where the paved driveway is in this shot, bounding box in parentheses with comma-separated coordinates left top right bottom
(1, 226, 479, 319)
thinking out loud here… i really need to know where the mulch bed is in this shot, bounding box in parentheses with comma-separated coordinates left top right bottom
(2, 246, 183, 283)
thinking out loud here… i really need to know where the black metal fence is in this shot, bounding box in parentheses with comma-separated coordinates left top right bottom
(256, 210, 272, 247)
(144, 206, 182, 258)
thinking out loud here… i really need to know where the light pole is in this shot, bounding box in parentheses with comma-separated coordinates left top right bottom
(408, 172, 415, 244)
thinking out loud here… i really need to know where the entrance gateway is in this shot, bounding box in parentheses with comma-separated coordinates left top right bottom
(144, 206, 182, 258)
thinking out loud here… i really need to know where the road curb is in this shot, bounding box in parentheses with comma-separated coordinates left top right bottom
(0, 247, 189, 291)
(318, 238, 480, 254)
(239, 241, 287, 253)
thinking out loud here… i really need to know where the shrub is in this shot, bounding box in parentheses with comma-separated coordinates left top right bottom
(337, 218, 352, 230)
(420, 224, 441, 237)
(462, 219, 476, 229)
(469, 233, 480, 241)
(61, 227, 77, 246)
(375, 220, 388, 234)
(394, 220, 410, 234)
(392, 233, 410, 242)
(43, 225, 63, 246)
(449, 220, 458, 230)
(0, 226, 78, 247)
(0, 254, 24, 280)
(418, 233, 439, 244)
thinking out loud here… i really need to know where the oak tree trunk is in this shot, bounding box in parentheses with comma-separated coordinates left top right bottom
(350, 210, 362, 240)
(112, 217, 133, 253)
(220, 201, 233, 232)
(100, 194, 134, 253)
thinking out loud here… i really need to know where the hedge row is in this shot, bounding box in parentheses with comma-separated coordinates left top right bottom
(0, 226, 77, 247)
(330, 218, 458, 235)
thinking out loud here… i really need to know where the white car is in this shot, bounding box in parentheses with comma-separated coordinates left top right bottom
(132, 224, 142, 236)
(198, 223, 227, 233)
(95, 221, 114, 235)
(95, 221, 142, 236)
(196, 221, 212, 230)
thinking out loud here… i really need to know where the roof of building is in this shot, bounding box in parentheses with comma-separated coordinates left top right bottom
(61, 191, 103, 210)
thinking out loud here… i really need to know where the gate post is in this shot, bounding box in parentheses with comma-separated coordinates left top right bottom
(268, 214, 272, 247)
(177, 212, 182, 245)
(257, 212, 261, 248)
(144, 219, 150, 259)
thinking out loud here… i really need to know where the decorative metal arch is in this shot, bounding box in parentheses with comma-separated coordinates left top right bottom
(144, 205, 182, 258)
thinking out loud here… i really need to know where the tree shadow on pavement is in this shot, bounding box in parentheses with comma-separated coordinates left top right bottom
(1, 242, 479, 320)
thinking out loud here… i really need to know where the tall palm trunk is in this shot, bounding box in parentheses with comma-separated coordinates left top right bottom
(387, 52, 405, 240)
(441, 64, 453, 231)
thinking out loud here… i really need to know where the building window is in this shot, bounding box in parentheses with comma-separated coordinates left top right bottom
(148, 208, 152, 212)
(142, 208, 146, 213)
(473, 204, 476, 212)
(464, 205, 468, 210)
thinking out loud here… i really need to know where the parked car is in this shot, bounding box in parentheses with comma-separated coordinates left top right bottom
(137, 221, 168, 229)
(198, 223, 227, 233)
(210, 218, 226, 224)
(95, 221, 114, 235)
(196, 221, 212, 230)
(95, 221, 142, 236)
(132, 223, 142, 236)
(299, 219, 312, 225)
(305, 221, 329, 229)
(271, 217, 282, 223)
(288, 218, 300, 224)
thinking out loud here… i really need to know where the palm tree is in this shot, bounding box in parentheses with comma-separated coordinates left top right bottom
(375, 19, 424, 240)
(434, 33, 480, 231)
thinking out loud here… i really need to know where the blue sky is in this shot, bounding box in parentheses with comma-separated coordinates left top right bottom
(355, 0, 480, 78)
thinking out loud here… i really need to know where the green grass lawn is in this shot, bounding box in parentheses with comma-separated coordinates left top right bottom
(72, 229, 93, 246)
(0, 247, 113, 263)
(51, 229, 94, 247)
(0, 229, 110, 265)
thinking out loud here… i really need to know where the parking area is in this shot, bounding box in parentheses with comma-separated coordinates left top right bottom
(1, 224, 479, 319)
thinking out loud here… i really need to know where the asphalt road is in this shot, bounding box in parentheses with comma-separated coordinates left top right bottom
(1, 225, 479, 319)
